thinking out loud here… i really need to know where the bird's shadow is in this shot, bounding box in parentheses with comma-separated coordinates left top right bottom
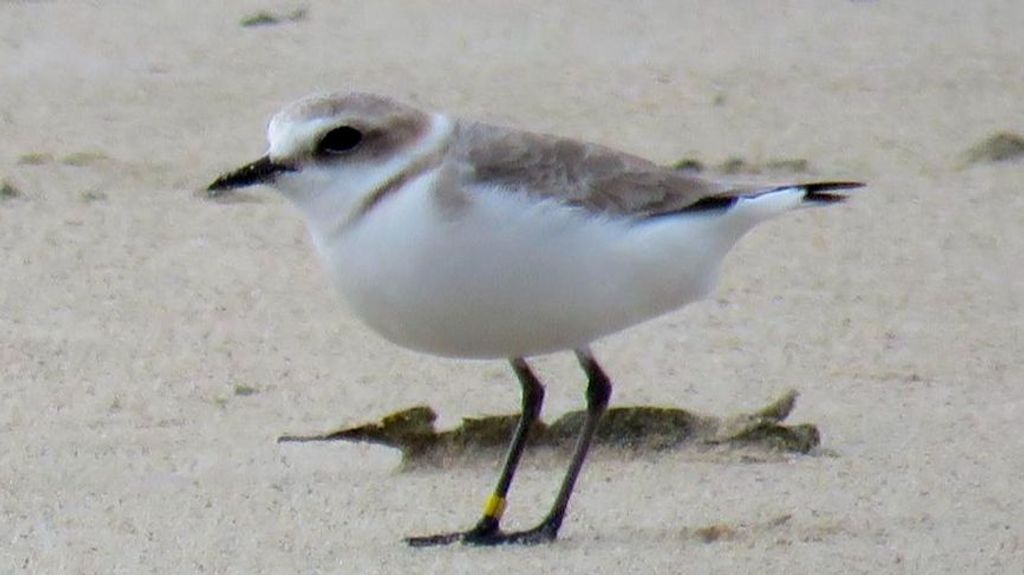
(278, 390, 821, 469)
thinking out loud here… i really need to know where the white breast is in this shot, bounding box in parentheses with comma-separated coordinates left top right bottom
(311, 171, 752, 359)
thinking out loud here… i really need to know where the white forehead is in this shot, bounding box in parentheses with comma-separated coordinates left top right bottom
(267, 112, 334, 160)
(266, 93, 337, 160)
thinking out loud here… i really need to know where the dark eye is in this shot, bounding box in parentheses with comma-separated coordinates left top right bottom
(316, 126, 363, 155)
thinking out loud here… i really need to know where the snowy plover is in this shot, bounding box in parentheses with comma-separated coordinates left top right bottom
(208, 92, 862, 546)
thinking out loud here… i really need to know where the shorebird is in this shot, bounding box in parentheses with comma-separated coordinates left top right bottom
(207, 92, 861, 546)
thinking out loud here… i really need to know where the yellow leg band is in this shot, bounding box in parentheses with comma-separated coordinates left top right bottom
(483, 494, 507, 520)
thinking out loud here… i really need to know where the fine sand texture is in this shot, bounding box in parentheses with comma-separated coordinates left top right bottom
(2, 2, 1022, 573)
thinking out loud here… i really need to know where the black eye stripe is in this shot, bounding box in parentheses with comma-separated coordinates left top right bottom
(316, 126, 363, 155)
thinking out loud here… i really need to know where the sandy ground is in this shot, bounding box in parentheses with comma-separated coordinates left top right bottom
(2, 1, 1022, 573)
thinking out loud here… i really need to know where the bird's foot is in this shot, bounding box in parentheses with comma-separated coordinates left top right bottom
(406, 519, 559, 547)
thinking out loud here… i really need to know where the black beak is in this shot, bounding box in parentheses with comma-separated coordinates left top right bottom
(206, 156, 294, 197)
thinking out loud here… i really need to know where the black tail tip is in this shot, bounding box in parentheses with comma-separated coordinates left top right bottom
(801, 181, 865, 204)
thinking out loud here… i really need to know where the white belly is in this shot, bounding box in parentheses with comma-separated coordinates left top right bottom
(311, 174, 750, 359)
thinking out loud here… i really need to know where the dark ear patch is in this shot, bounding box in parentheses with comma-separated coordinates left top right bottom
(316, 126, 363, 155)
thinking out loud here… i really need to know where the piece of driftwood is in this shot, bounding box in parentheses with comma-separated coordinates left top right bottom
(278, 390, 820, 468)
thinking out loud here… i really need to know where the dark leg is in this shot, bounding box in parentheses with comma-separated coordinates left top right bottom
(493, 347, 612, 544)
(406, 358, 545, 547)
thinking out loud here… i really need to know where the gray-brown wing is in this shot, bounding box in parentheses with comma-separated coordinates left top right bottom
(452, 121, 737, 219)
